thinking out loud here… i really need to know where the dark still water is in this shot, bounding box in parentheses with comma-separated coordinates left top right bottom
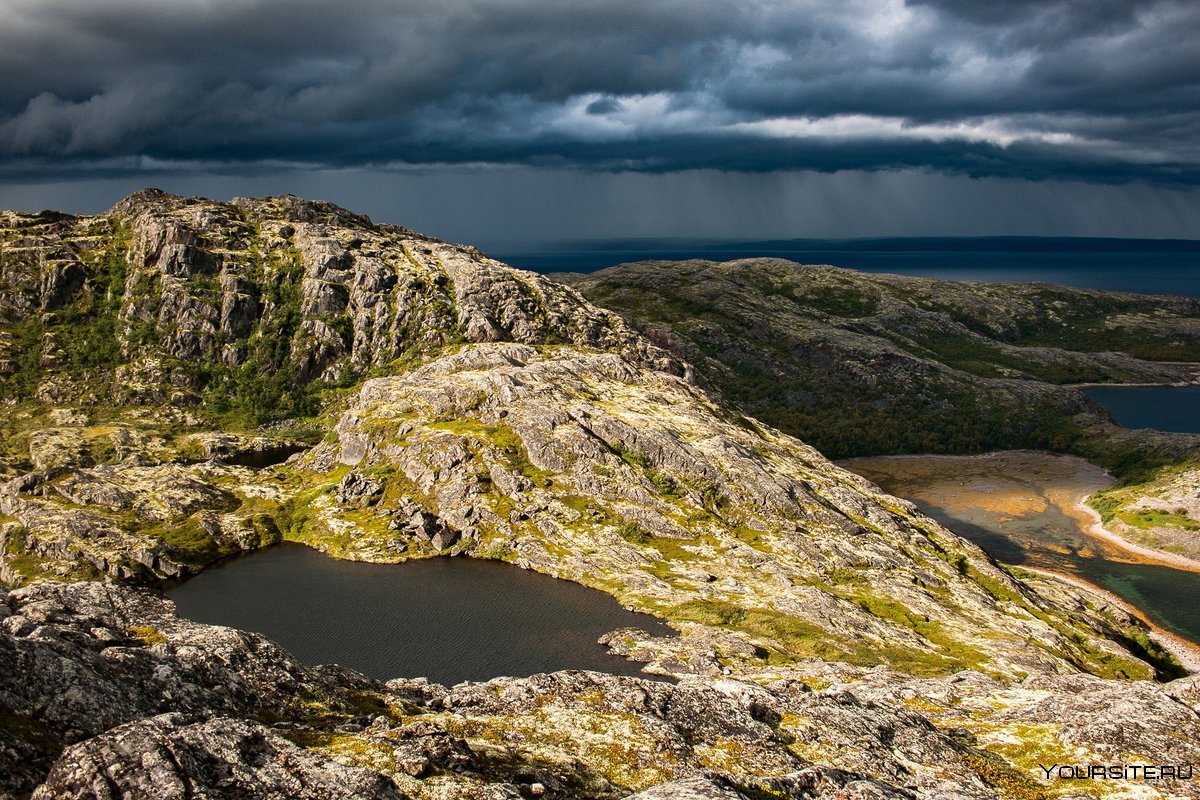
(167, 543, 672, 684)
(843, 452, 1200, 645)
(1083, 385, 1200, 433)
(497, 237, 1200, 298)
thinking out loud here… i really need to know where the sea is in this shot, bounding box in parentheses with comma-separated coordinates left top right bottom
(493, 236, 1200, 298)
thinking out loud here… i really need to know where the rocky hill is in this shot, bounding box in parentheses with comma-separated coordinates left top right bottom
(560, 259, 1200, 558)
(0, 189, 668, 421)
(557, 259, 1200, 458)
(1, 192, 1198, 799)
(5, 581, 1200, 800)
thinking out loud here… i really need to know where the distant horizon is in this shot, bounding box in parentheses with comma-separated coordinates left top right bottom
(2, 168, 1198, 251)
(495, 234, 1200, 250)
(491, 234, 1200, 298)
(5, 184, 1200, 255)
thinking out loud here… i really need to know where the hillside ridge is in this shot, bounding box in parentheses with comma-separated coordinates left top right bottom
(2, 192, 1199, 799)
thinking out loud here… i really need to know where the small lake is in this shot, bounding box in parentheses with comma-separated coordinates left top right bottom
(842, 452, 1200, 645)
(223, 443, 309, 469)
(1083, 384, 1200, 433)
(166, 543, 672, 684)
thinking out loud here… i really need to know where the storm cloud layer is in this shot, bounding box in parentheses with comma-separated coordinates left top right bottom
(2, 0, 1198, 184)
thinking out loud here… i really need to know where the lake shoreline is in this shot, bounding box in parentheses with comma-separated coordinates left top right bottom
(167, 543, 672, 684)
(1022, 566, 1200, 674)
(841, 449, 1200, 665)
(1066, 363, 1200, 389)
(1068, 379, 1200, 389)
(841, 449, 1200, 573)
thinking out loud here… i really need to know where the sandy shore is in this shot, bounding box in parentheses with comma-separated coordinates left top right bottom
(843, 449, 1200, 671)
(843, 449, 1200, 573)
(1073, 497, 1200, 573)
(1023, 566, 1200, 674)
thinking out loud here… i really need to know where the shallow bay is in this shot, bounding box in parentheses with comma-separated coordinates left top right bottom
(841, 451, 1200, 644)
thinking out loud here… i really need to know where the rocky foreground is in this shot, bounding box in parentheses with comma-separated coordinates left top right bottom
(1, 191, 1199, 798)
(4, 580, 1200, 800)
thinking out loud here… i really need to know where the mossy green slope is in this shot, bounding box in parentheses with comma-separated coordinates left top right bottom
(0, 193, 1183, 685)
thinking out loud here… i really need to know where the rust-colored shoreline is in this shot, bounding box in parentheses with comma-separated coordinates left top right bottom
(1070, 496, 1200, 574)
(841, 450, 1200, 673)
(1021, 566, 1200, 675)
(842, 449, 1200, 574)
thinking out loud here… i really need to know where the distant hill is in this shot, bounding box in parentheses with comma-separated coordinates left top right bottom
(562, 257, 1200, 559)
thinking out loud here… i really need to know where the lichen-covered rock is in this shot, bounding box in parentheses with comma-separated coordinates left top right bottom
(292, 341, 1171, 681)
(2, 581, 1199, 799)
(1, 190, 676, 406)
(32, 714, 409, 800)
(0, 193, 1180, 689)
(3, 194, 1200, 799)
(0, 581, 388, 797)
(624, 776, 749, 799)
(562, 258, 1200, 459)
(564, 259, 1200, 562)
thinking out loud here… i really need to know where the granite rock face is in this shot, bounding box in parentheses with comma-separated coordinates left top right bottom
(285, 340, 1173, 682)
(33, 714, 409, 800)
(0, 190, 669, 586)
(563, 258, 1200, 579)
(0, 189, 673, 405)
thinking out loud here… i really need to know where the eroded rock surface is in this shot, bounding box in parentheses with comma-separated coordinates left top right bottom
(3, 582, 1199, 800)
(34, 714, 408, 800)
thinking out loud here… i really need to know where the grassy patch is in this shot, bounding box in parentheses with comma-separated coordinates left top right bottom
(139, 517, 239, 567)
(668, 597, 989, 676)
(617, 521, 653, 545)
(961, 751, 1051, 800)
(128, 625, 167, 646)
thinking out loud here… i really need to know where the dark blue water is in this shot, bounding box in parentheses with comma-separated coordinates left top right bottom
(167, 544, 672, 684)
(496, 237, 1200, 297)
(1084, 385, 1200, 433)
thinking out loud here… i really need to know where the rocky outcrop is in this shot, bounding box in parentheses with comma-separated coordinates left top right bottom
(286, 341, 1174, 681)
(0, 444, 282, 585)
(1, 191, 675, 410)
(33, 714, 408, 800)
(0, 193, 1185, 680)
(4, 581, 1200, 799)
(563, 257, 1200, 569)
(0, 581, 401, 798)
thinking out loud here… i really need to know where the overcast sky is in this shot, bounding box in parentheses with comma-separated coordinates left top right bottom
(1, 0, 1198, 246)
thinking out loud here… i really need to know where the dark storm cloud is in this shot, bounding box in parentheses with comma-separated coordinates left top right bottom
(1, 0, 1198, 183)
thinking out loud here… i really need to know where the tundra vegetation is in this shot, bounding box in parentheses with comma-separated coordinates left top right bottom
(1, 192, 1199, 800)
(562, 259, 1200, 562)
